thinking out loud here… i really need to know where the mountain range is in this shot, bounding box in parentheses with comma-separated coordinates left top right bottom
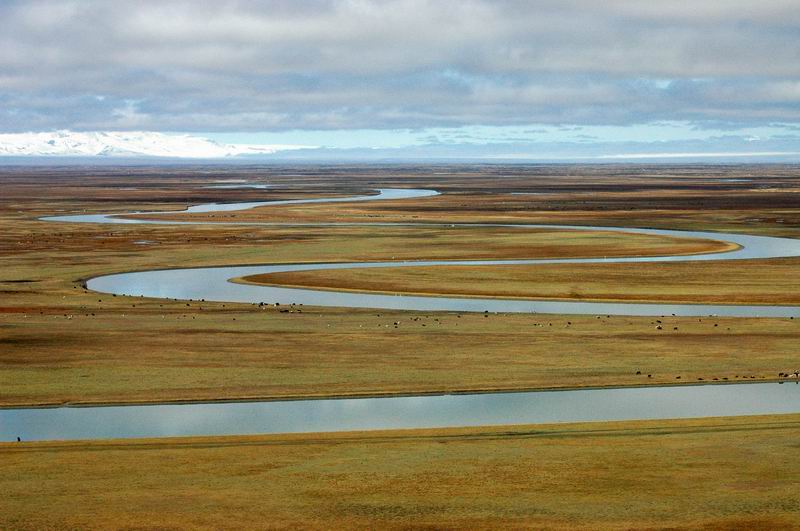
(0, 131, 312, 158)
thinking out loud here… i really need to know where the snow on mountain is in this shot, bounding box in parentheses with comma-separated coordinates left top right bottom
(0, 131, 314, 158)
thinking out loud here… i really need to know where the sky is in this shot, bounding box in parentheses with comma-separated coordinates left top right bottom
(1, 0, 800, 160)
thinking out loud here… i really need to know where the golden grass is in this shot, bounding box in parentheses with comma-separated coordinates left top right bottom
(3, 414, 800, 529)
(2, 292, 799, 406)
(246, 256, 800, 305)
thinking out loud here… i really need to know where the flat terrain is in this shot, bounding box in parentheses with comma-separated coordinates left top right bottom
(138, 165, 800, 237)
(1, 165, 799, 406)
(3, 414, 800, 529)
(3, 165, 800, 528)
(5, 302, 799, 406)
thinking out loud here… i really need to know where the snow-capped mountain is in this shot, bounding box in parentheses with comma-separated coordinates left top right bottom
(0, 131, 314, 158)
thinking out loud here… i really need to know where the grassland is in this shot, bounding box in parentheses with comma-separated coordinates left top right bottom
(5, 301, 800, 407)
(3, 414, 800, 529)
(3, 165, 800, 528)
(1, 165, 800, 407)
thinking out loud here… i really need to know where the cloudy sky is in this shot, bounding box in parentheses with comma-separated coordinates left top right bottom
(2, 0, 800, 159)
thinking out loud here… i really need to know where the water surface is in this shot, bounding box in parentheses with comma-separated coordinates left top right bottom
(42, 187, 440, 223)
(3, 383, 798, 442)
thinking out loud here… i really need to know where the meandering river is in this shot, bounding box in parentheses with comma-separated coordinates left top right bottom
(47, 187, 800, 318)
(9, 186, 796, 441)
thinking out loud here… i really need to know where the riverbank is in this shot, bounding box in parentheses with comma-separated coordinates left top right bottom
(3, 378, 796, 410)
(239, 254, 800, 306)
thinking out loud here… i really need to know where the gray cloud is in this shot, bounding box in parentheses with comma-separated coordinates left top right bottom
(1, 0, 799, 132)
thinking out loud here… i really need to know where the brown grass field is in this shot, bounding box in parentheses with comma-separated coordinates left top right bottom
(2, 164, 800, 527)
(3, 414, 800, 529)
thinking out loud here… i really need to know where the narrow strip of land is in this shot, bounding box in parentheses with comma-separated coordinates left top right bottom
(246, 256, 800, 305)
